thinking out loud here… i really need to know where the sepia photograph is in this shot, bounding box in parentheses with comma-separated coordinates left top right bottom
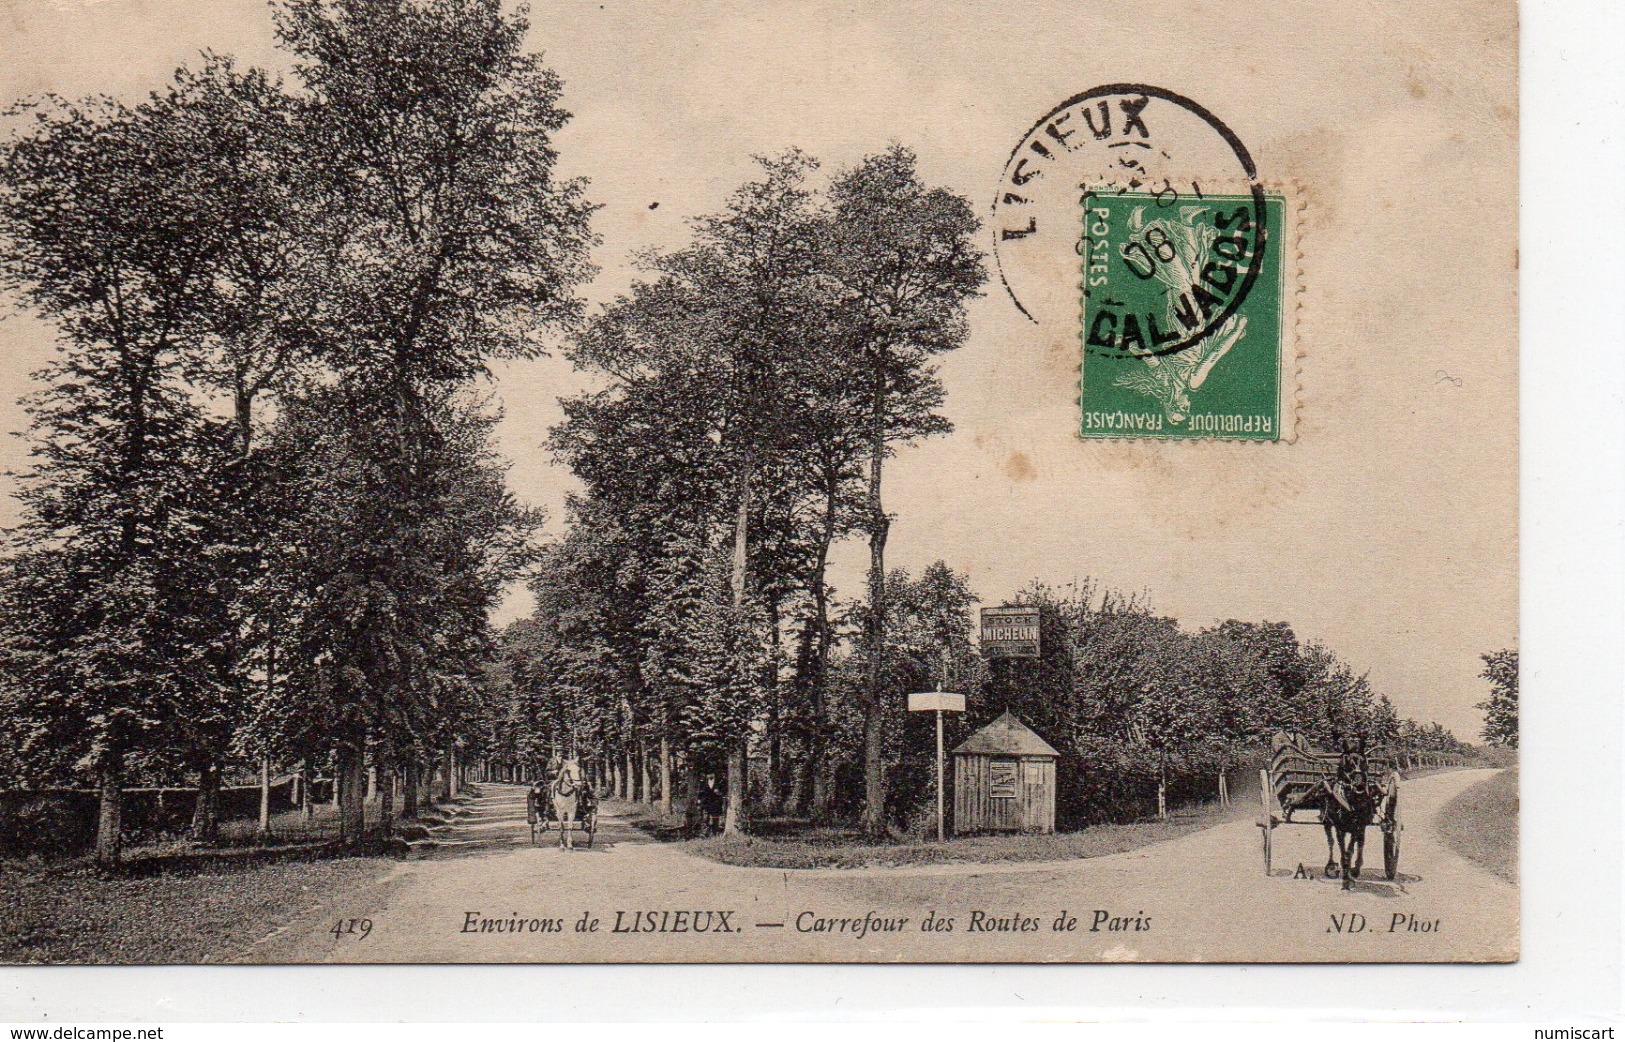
(0, 0, 1522, 969)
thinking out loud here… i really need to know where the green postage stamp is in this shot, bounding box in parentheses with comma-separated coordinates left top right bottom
(1080, 189, 1293, 441)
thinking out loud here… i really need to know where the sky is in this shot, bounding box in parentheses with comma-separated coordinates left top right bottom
(0, 0, 1518, 738)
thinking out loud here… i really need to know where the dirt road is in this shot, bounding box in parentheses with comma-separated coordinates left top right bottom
(251, 768, 1516, 964)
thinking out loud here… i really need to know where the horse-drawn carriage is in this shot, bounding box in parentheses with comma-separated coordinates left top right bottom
(1257, 732, 1403, 886)
(526, 761, 597, 849)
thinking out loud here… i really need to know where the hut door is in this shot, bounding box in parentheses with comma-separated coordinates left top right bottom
(1020, 761, 1045, 830)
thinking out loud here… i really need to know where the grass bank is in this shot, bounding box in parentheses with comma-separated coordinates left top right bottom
(0, 847, 394, 964)
(1435, 767, 1518, 884)
(612, 798, 1246, 870)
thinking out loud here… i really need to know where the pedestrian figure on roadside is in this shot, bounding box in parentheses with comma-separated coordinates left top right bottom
(526, 762, 553, 835)
(699, 774, 726, 836)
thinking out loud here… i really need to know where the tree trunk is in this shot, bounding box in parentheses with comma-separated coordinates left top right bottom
(789, 756, 811, 818)
(789, 551, 828, 817)
(439, 745, 454, 801)
(259, 626, 276, 836)
(725, 740, 749, 835)
(659, 733, 673, 817)
(805, 478, 838, 824)
(791, 609, 821, 819)
(682, 752, 702, 834)
(378, 752, 394, 840)
(764, 716, 781, 815)
(402, 761, 419, 820)
(623, 748, 635, 802)
(723, 452, 753, 836)
(234, 380, 255, 455)
(191, 758, 221, 843)
(338, 743, 366, 846)
(95, 751, 123, 869)
(731, 453, 751, 606)
(641, 742, 656, 806)
(301, 764, 314, 821)
(861, 706, 885, 836)
(861, 378, 890, 838)
(763, 605, 783, 815)
(258, 755, 272, 836)
(812, 757, 835, 824)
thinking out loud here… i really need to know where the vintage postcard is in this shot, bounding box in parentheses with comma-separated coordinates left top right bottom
(0, 0, 1517, 966)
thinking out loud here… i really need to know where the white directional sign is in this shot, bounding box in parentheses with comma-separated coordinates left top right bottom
(907, 691, 966, 843)
(907, 692, 967, 713)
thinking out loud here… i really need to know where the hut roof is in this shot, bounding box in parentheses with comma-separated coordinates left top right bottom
(952, 711, 1060, 758)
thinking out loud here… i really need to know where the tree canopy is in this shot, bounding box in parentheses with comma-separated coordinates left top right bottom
(1477, 649, 1518, 749)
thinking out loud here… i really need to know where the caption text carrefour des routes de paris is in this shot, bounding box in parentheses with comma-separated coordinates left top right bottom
(457, 908, 1153, 938)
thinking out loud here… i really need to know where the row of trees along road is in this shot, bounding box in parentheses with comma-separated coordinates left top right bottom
(539, 148, 985, 836)
(489, 153, 1476, 837)
(975, 585, 1475, 826)
(0, 0, 1492, 859)
(1476, 649, 1518, 749)
(486, 531, 1480, 836)
(0, 0, 595, 865)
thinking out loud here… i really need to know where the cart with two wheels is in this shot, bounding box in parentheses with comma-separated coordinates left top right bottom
(1256, 732, 1402, 879)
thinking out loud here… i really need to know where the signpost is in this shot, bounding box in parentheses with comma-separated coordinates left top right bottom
(980, 606, 1041, 658)
(907, 690, 967, 842)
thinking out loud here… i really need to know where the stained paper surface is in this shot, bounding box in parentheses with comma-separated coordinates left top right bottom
(0, 0, 1516, 965)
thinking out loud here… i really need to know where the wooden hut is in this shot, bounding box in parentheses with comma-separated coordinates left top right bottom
(952, 711, 1059, 834)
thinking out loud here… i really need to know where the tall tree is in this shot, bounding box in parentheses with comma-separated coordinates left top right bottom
(0, 90, 257, 864)
(264, 0, 593, 841)
(275, 0, 595, 389)
(1477, 649, 1518, 749)
(825, 146, 985, 835)
(149, 57, 320, 841)
(263, 385, 540, 840)
(639, 528, 721, 815)
(865, 562, 979, 825)
(1207, 620, 1309, 735)
(564, 152, 827, 833)
(780, 394, 868, 819)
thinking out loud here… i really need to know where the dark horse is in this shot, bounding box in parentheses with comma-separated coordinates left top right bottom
(1317, 741, 1393, 889)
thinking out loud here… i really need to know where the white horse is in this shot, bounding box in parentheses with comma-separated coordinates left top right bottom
(551, 756, 583, 850)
